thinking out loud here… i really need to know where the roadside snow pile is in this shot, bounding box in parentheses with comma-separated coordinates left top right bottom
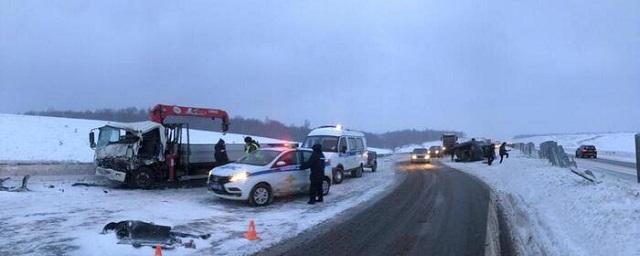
(445, 153, 640, 256)
(513, 133, 637, 162)
(0, 114, 288, 163)
(0, 156, 399, 256)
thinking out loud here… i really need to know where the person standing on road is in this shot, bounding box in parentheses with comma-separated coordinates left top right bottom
(300, 144, 326, 205)
(244, 136, 260, 154)
(499, 142, 510, 164)
(487, 143, 496, 166)
(214, 139, 229, 166)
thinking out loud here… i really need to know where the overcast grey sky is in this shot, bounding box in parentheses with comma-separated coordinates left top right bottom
(1, 0, 639, 138)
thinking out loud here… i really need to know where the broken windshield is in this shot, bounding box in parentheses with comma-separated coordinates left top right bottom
(97, 126, 139, 148)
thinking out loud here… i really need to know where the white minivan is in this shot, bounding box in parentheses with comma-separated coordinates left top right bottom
(302, 125, 368, 184)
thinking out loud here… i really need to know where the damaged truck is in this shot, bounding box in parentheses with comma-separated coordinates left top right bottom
(89, 104, 234, 189)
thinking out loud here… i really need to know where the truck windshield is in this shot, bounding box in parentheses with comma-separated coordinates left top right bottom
(236, 150, 282, 166)
(97, 126, 139, 148)
(303, 136, 339, 152)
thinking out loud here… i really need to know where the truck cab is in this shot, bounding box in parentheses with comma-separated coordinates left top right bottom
(302, 125, 368, 184)
(89, 104, 232, 189)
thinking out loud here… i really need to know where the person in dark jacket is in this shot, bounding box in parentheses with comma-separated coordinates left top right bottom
(214, 139, 229, 166)
(299, 144, 326, 204)
(244, 136, 260, 154)
(499, 142, 510, 164)
(487, 143, 496, 166)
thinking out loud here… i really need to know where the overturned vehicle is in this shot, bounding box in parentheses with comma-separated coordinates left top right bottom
(452, 139, 488, 162)
(89, 104, 234, 189)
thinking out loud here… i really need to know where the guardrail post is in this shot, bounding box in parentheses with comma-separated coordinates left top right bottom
(635, 134, 640, 183)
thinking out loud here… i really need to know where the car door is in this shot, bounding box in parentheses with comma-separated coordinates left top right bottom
(295, 150, 313, 192)
(271, 151, 298, 196)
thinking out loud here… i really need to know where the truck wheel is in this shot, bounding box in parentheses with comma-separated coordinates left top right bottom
(249, 183, 272, 207)
(371, 161, 377, 172)
(129, 168, 154, 189)
(322, 177, 331, 196)
(333, 167, 344, 184)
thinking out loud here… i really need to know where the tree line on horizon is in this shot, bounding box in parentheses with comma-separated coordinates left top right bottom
(24, 107, 463, 149)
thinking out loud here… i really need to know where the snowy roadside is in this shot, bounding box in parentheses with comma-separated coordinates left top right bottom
(444, 152, 640, 256)
(0, 156, 400, 256)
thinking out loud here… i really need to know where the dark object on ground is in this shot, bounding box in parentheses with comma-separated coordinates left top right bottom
(102, 220, 210, 248)
(365, 151, 378, 172)
(0, 175, 30, 192)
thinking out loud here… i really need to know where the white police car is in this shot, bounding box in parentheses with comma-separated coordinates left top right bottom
(302, 125, 368, 184)
(208, 147, 332, 206)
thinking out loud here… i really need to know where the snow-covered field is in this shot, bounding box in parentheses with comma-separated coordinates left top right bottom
(0, 114, 290, 163)
(513, 133, 637, 163)
(445, 152, 640, 256)
(0, 156, 399, 256)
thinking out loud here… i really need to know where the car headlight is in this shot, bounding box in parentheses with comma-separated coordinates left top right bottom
(426, 154, 431, 158)
(435, 150, 439, 154)
(230, 172, 249, 182)
(412, 155, 417, 159)
(442, 147, 446, 151)
(427, 150, 431, 154)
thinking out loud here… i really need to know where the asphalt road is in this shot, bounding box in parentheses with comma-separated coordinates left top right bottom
(586, 157, 636, 169)
(261, 159, 497, 256)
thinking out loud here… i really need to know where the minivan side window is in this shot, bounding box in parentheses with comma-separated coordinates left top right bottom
(356, 138, 364, 151)
(348, 138, 357, 152)
(338, 137, 347, 153)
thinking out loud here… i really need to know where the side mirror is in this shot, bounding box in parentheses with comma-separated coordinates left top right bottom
(89, 131, 96, 149)
(276, 161, 287, 167)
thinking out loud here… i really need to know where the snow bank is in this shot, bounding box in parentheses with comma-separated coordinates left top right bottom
(444, 153, 640, 256)
(513, 133, 637, 162)
(0, 114, 288, 163)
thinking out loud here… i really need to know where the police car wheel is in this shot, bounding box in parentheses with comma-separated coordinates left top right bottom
(333, 168, 344, 184)
(130, 168, 154, 189)
(249, 183, 272, 207)
(322, 178, 331, 196)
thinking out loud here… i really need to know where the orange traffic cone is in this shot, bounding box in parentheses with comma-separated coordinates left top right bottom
(244, 219, 260, 240)
(154, 244, 162, 256)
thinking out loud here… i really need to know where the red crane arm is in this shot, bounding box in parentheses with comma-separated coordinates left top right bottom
(149, 104, 230, 132)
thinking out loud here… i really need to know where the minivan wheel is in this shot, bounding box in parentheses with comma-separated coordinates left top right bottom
(355, 164, 363, 178)
(333, 168, 344, 184)
(249, 183, 273, 207)
(322, 178, 331, 196)
(129, 167, 154, 189)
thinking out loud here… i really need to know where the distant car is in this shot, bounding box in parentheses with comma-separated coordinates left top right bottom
(208, 148, 332, 206)
(410, 148, 431, 163)
(428, 146, 443, 158)
(575, 145, 597, 158)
